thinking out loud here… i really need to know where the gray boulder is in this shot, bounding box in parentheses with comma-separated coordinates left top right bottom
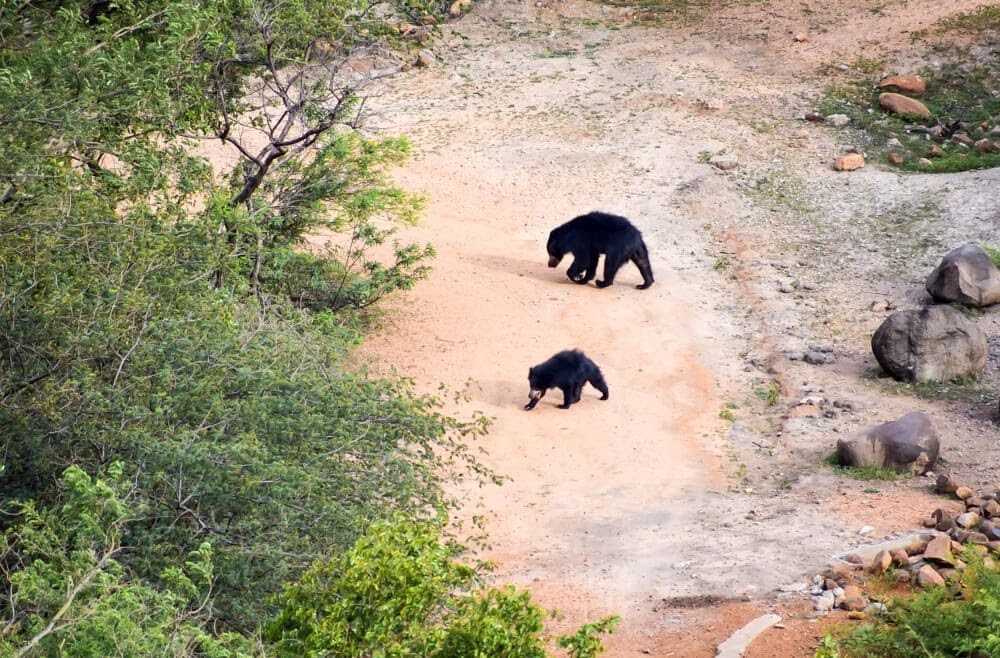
(871, 305, 986, 383)
(836, 411, 940, 475)
(926, 243, 1000, 307)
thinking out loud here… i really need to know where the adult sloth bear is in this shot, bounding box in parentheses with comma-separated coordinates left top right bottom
(546, 211, 654, 289)
(524, 349, 609, 410)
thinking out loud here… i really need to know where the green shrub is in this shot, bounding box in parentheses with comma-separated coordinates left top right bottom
(821, 554, 1000, 657)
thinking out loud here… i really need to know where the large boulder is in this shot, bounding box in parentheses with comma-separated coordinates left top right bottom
(836, 411, 940, 475)
(926, 243, 1000, 307)
(871, 306, 987, 383)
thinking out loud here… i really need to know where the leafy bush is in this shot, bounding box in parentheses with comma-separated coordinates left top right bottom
(267, 514, 617, 657)
(821, 554, 1000, 657)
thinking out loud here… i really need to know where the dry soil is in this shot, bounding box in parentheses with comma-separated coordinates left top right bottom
(352, 1, 1000, 654)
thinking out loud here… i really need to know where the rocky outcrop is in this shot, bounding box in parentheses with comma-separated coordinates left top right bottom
(871, 306, 987, 382)
(926, 242, 1000, 307)
(835, 411, 939, 475)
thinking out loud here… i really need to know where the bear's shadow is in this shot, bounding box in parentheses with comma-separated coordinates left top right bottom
(477, 252, 638, 287)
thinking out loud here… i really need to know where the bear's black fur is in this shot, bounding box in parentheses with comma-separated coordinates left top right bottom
(524, 349, 609, 410)
(546, 211, 654, 289)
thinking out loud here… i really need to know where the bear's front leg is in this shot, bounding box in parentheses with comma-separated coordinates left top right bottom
(566, 259, 589, 284)
(559, 386, 574, 409)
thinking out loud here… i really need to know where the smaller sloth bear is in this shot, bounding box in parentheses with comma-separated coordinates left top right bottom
(524, 349, 609, 410)
(546, 211, 654, 289)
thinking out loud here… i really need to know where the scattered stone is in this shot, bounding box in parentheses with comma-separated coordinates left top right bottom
(847, 610, 866, 620)
(922, 534, 954, 566)
(841, 596, 867, 612)
(448, 0, 471, 16)
(826, 113, 851, 127)
(415, 50, 436, 68)
(803, 351, 834, 365)
(878, 92, 932, 119)
(834, 153, 865, 171)
(869, 550, 892, 574)
(906, 537, 931, 555)
(812, 593, 835, 612)
(835, 411, 940, 475)
(709, 153, 739, 171)
(935, 473, 960, 494)
(787, 404, 821, 418)
(858, 526, 875, 536)
(983, 500, 1000, 517)
(975, 138, 999, 154)
(889, 548, 909, 567)
(956, 511, 982, 528)
(877, 75, 926, 96)
(842, 584, 863, 599)
(951, 133, 973, 147)
(929, 144, 944, 157)
(804, 111, 824, 122)
(926, 243, 1000, 307)
(916, 565, 945, 587)
(955, 486, 974, 500)
(888, 152, 904, 165)
(871, 306, 988, 383)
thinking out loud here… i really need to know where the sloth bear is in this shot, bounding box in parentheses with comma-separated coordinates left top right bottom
(524, 349, 609, 410)
(546, 211, 654, 289)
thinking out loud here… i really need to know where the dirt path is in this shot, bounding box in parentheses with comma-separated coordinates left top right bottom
(356, 0, 1000, 654)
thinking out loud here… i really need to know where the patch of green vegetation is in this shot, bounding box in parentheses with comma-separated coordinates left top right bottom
(594, 0, 718, 26)
(935, 4, 1000, 33)
(821, 553, 1000, 657)
(881, 373, 991, 403)
(982, 243, 1000, 268)
(713, 254, 731, 270)
(719, 402, 738, 421)
(817, 55, 1000, 174)
(539, 48, 577, 58)
(825, 452, 909, 481)
(753, 379, 781, 406)
(849, 55, 886, 74)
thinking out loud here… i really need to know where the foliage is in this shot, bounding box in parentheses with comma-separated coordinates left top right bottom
(0, 464, 255, 657)
(0, 0, 487, 635)
(820, 554, 1000, 657)
(267, 514, 616, 658)
(753, 380, 781, 406)
(556, 616, 620, 657)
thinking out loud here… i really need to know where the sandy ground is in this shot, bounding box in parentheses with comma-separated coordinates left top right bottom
(351, 0, 1000, 654)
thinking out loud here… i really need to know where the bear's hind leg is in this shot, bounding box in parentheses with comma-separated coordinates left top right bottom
(596, 253, 624, 288)
(559, 386, 575, 409)
(589, 373, 609, 400)
(631, 242, 654, 289)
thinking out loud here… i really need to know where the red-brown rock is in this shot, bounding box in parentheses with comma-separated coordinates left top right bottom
(878, 75, 926, 96)
(916, 565, 946, 587)
(834, 153, 865, 171)
(923, 534, 954, 566)
(879, 92, 931, 119)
